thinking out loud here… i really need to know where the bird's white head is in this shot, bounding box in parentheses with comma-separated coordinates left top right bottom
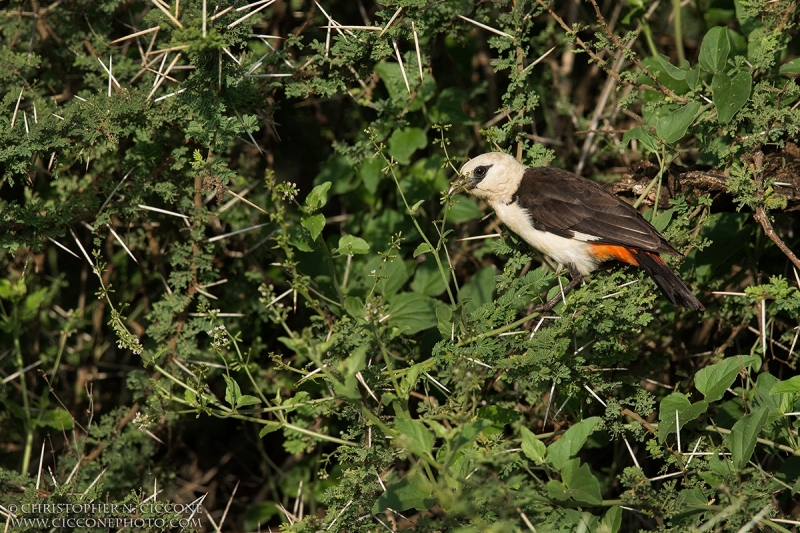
(453, 152, 526, 204)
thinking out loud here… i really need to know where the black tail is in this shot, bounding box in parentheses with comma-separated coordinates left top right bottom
(635, 251, 704, 310)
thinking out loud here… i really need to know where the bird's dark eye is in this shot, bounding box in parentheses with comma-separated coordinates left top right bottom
(473, 165, 491, 179)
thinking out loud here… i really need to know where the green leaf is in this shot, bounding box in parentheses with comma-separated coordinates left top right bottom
(236, 395, 261, 408)
(698, 26, 730, 73)
(600, 506, 623, 533)
(372, 470, 435, 513)
(409, 199, 424, 213)
(655, 101, 700, 144)
(622, 125, 658, 153)
(648, 207, 675, 232)
(223, 375, 242, 408)
(561, 458, 602, 505)
(770, 375, 800, 394)
(336, 234, 370, 255)
(300, 213, 325, 241)
(287, 225, 314, 252)
(685, 66, 701, 91)
(712, 70, 752, 124)
(450, 419, 493, 457)
(387, 292, 437, 335)
(658, 393, 709, 440)
(38, 408, 74, 430)
(395, 418, 434, 455)
(695, 356, 754, 402)
(654, 54, 688, 80)
(413, 242, 432, 257)
(258, 421, 282, 437)
(547, 417, 602, 470)
(410, 262, 449, 297)
(521, 426, 547, 464)
(344, 296, 365, 319)
(447, 197, 483, 223)
(375, 62, 412, 102)
(477, 405, 521, 426)
(459, 266, 495, 314)
(359, 156, 384, 195)
(779, 58, 800, 76)
(388, 127, 427, 165)
(727, 406, 769, 470)
(304, 181, 331, 209)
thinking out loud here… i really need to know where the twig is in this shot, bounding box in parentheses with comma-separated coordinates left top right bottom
(536, 0, 684, 102)
(586, 0, 681, 101)
(150, 0, 183, 28)
(750, 151, 800, 270)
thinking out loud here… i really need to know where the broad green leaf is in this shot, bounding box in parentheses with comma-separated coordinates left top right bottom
(223, 375, 242, 408)
(410, 262, 449, 297)
(337, 234, 370, 255)
(38, 408, 74, 430)
(459, 266, 495, 314)
(698, 26, 730, 73)
(447, 196, 483, 223)
(372, 471, 435, 512)
(622, 125, 658, 153)
(375, 62, 411, 102)
(647, 207, 675, 232)
(258, 421, 282, 437)
(287, 225, 314, 252)
(561, 458, 602, 505)
(658, 393, 709, 440)
(450, 419, 493, 457)
(600, 506, 623, 533)
(476, 405, 521, 426)
(685, 66, 701, 91)
(727, 406, 769, 470)
(654, 54, 687, 80)
(547, 417, 602, 470)
(754, 372, 789, 422)
(694, 355, 754, 402)
(236, 395, 261, 408)
(387, 292, 437, 335)
(304, 181, 331, 209)
(300, 213, 325, 241)
(395, 418, 434, 455)
(780, 58, 800, 76)
(770, 374, 800, 394)
(413, 242, 432, 257)
(655, 101, 700, 143)
(344, 296, 365, 319)
(388, 127, 427, 164)
(712, 71, 752, 124)
(359, 156, 384, 195)
(436, 303, 454, 337)
(364, 254, 410, 296)
(521, 426, 547, 464)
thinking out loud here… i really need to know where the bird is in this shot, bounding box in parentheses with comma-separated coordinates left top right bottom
(450, 152, 704, 311)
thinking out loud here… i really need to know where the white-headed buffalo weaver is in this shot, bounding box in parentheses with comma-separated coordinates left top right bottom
(451, 152, 704, 311)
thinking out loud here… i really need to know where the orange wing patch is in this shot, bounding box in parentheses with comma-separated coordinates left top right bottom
(589, 244, 641, 266)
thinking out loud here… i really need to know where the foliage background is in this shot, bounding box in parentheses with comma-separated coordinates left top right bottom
(1, 0, 800, 531)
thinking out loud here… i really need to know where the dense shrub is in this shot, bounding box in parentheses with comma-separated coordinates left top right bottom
(1, 0, 799, 531)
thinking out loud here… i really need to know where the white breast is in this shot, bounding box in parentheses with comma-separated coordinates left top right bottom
(492, 201, 601, 275)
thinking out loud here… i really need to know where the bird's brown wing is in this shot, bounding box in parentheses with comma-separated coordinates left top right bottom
(513, 167, 678, 255)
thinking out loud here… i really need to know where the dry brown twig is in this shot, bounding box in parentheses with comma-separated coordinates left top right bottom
(751, 151, 800, 271)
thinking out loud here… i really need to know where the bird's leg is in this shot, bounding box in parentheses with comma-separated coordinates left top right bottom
(532, 264, 583, 315)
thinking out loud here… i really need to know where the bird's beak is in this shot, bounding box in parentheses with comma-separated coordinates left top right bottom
(447, 174, 476, 196)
